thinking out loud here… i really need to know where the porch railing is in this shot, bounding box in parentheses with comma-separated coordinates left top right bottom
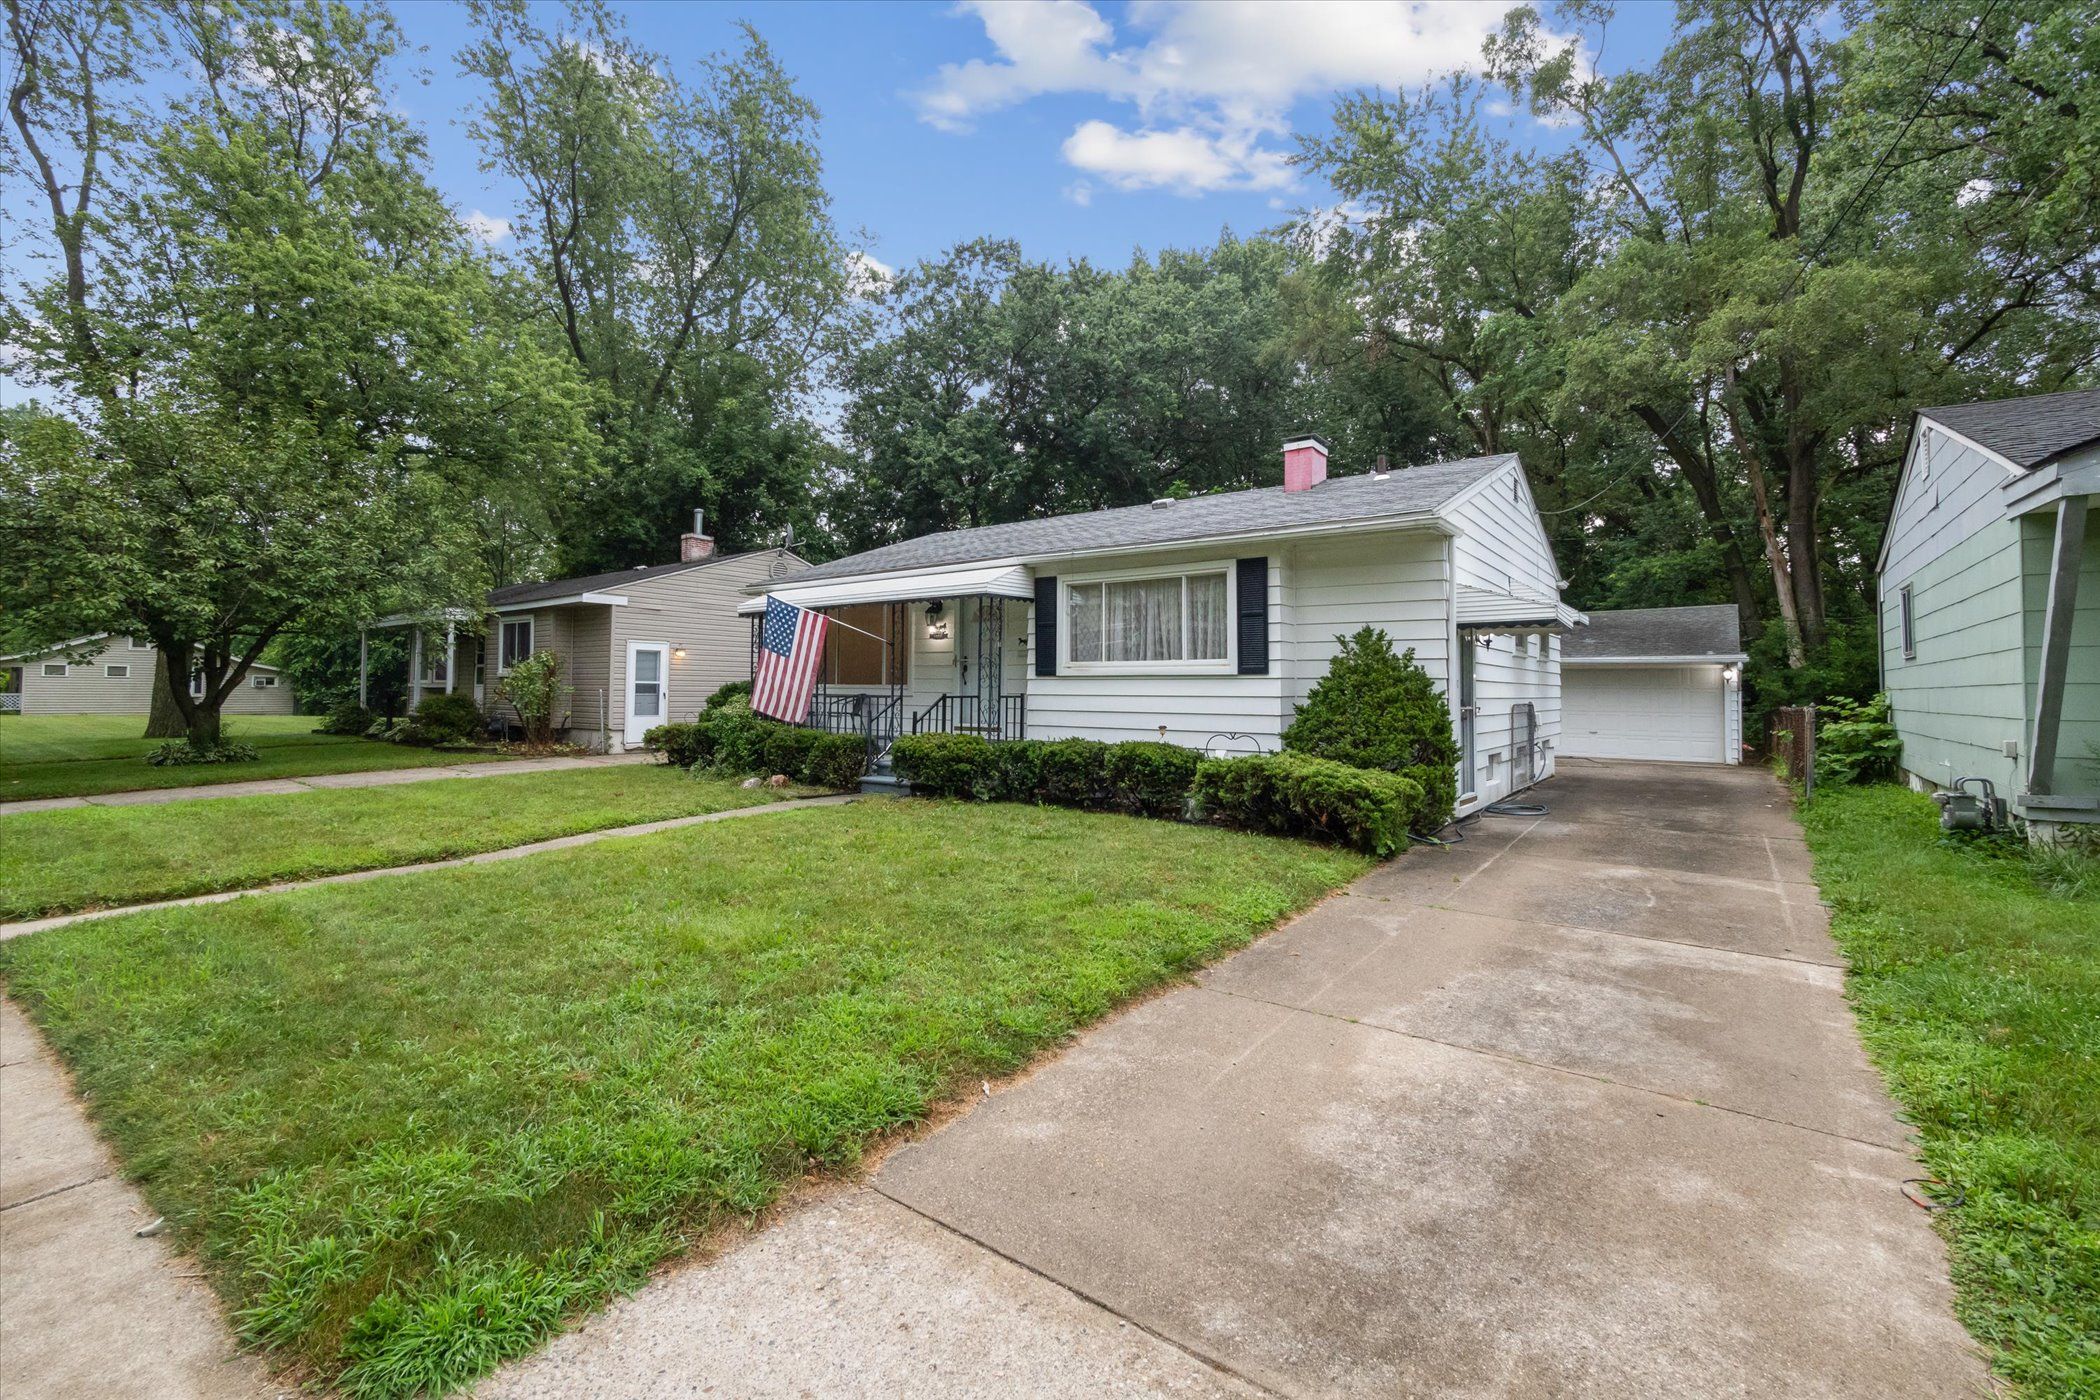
(910, 692, 1026, 743)
(801, 688, 905, 767)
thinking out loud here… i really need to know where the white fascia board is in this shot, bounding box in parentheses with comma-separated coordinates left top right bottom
(487, 591, 628, 615)
(1918, 413, 2027, 476)
(1562, 654, 1748, 666)
(1428, 455, 1525, 519)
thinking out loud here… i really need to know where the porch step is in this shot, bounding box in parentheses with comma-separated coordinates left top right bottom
(859, 752, 908, 797)
(859, 769, 909, 797)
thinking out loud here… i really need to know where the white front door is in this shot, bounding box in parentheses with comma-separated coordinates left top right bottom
(625, 641, 668, 747)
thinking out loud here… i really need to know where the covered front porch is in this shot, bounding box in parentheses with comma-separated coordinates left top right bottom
(739, 563, 1034, 763)
(360, 610, 486, 715)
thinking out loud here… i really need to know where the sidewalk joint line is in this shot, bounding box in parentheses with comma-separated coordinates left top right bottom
(1, 1172, 112, 1213)
(1194, 983, 1910, 1156)
(867, 1183, 1285, 1397)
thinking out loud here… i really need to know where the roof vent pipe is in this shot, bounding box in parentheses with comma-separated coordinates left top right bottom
(680, 508, 715, 563)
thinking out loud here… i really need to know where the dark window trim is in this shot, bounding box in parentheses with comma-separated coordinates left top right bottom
(1898, 583, 1916, 660)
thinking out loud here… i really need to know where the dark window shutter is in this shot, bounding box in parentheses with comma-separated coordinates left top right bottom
(1034, 575, 1058, 676)
(1236, 557, 1269, 675)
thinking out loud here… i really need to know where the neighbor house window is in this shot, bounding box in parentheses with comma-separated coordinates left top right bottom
(499, 618, 534, 673)
(189, 671, 205, 697)
(129, 637, 152, 651)
(1899, 584, 1916, 660)
(1066, 567, 1230, 668)
(822, 603, 908, 686)
(104, 664, 130, 679)
(42, 663, 67, 677)
(252, 674, 276, 688)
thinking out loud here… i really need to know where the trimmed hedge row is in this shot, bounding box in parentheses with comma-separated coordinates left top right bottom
(643, 708, 866, 791)
(1192, 752, 1420, 858)
(889, 733, 1417, 857)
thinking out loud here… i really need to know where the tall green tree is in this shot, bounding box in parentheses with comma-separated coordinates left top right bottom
(459, 0, 853, 573)
(834, 234, 1343, 550)
(1483, 0, 2099, 679)
(2, 0, 588, 742)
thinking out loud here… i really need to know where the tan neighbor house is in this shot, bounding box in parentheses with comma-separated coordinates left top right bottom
(367, 517, 805, 751)
(0, 635, 294, 716)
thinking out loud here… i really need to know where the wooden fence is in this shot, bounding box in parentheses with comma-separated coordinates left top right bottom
(1767, 704, 1817, 798)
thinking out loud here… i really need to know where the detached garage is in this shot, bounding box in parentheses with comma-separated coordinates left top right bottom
(1560, 605, 1746, 764)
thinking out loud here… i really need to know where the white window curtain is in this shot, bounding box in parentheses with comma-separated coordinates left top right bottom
(1188, 573, 1228, 660)
(1107, 578, 1182, 662)
(1068, 570, 1229, 665)
(1069, 582, 1104, 662)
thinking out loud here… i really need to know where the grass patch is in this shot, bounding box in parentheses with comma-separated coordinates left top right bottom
(0, 766, 822, 919)
(0, 714, 516, 802)
(1799, 785, 2099, 1395)
(0, 799, 1367, 1395)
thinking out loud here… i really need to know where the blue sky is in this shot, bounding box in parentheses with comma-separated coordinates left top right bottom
(3, 2, 1683, 409)
(390, 0, 1678, 276)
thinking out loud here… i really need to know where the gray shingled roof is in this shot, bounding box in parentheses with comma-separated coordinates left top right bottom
(1562, 605, 1744, 662)
(488, 550, 762, 608)
(1920, 386, 2100, 471)
(774, 455, 1513, 586)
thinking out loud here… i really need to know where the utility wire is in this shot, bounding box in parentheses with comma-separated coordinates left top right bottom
(1538, 0, 2001, 518)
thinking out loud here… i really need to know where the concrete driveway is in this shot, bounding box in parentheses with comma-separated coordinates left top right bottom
(485, 760, 1988, 1398)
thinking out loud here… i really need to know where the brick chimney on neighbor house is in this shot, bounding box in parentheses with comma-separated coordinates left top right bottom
(1283, 434, 1329, 492)
(680, 509, 716, 562)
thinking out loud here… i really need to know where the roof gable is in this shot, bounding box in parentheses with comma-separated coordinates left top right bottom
(1562, 605, 1743, 662)
(1917, 386, 2100, 472)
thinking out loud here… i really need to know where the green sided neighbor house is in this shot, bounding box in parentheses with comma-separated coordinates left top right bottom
(1878, 386, 2100, 836)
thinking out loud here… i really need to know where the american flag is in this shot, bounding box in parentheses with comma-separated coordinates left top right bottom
(752, 595, 829, 722)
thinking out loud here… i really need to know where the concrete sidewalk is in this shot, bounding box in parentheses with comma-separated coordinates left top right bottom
(0, 794, 859, 941)
(483, 761, 1988, 1398)
(0, 750, 655, 816)
(1, 999, 278, 1399)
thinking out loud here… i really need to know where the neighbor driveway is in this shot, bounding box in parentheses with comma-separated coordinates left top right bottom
(484, 760, 1989, 1398)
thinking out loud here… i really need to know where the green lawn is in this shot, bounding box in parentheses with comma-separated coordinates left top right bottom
(0, 766, 822, 920)
(0, 800, 1367, 1396)
(1800, 786, 2099, 1396)
(0, 714, 516, 802)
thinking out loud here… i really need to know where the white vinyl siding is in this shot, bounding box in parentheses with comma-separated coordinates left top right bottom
(1442, 463, 1567, 800)
(1029, 544, 1291, 750)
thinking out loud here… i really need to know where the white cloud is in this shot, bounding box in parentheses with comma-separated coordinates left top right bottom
(464, 211, 512, 244)
(1064, 180, 1095, 207)
(918, 1, 1536, 195)
(845, 249, 896, 297)
(1062, 120, 1291, 195)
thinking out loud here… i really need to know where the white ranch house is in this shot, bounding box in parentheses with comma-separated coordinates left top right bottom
(744, 437, 1584, 812)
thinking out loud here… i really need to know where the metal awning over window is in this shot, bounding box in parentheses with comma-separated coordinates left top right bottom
(1456, 586, 1586, 632)
(738, 562, 1034, 614)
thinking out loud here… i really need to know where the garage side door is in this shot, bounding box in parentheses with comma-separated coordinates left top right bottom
(1561, 666, 1725, 762)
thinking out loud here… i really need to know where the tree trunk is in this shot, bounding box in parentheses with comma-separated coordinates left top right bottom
(1720, 385, 1808, 669)
(1631, 404, 1764, 637)
(145, 651, 188, 737)
(1784, 436, 1826, 650)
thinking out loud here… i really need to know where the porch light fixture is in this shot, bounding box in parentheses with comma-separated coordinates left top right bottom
(1723, 664, 1740, 686)
(672, 648, 687, 660)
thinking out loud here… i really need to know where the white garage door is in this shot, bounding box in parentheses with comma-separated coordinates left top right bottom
(1562, 666, 1726, 763)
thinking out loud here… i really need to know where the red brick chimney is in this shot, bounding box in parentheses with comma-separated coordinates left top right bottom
(1283, 435, 1329, 492)
(680, 509, 715, 562)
